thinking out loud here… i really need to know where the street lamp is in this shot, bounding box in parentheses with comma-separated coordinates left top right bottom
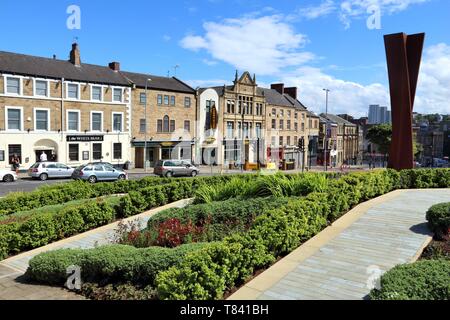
(323, 88, 330, 172)
(144, 78, 152, 172)
(241, 102, 247, 173)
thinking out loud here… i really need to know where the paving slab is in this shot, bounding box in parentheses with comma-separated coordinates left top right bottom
(229, 189, 450, 300)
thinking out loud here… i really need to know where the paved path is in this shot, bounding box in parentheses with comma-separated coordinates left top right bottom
(0, 199, 191, 300)
(229, 189, 450, 300)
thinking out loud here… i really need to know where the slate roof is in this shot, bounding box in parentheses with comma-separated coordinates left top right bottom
(121, 71, 195, 93)
(0, 50, 195, 93)
(201, 85, 308, 110)
(0, 51, 130, 86)
(320, 113, 356, 126)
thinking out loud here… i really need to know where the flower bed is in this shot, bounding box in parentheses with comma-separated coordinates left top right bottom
(24, 169, 450, 300)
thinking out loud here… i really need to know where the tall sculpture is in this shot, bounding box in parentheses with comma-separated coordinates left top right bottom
(384, 32, 425, 170)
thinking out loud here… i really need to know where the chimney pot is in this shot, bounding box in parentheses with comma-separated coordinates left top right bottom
(271, 83, 284, 95)
(284, 87, 298, 100)
(109, 62, 120, 71)
(70, 43, 81, 66)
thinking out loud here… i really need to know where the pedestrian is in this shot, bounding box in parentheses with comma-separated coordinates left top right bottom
(11, 154, 20, 174)
(40, 151, 48, 162)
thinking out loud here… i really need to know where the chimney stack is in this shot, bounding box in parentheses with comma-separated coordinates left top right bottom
(271, 83, 284, 95)
(70, 43, 81, 66)
(109, 62, 120, 71)
(284, 87, 298, 100)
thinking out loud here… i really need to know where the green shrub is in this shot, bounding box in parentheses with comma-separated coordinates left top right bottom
(26, 243, 208, 286)
(426, 202, 450, 238)
(370, 259, 450, 300)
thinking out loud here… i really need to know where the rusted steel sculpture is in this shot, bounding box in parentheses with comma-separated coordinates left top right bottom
(384, 32, 425, 170)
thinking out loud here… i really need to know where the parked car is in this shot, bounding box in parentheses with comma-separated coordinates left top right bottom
(0, 169, 18, 183)
(72, 163, 128, 183)
(28, 162, 75, 181)
(154, 160, 199, 178)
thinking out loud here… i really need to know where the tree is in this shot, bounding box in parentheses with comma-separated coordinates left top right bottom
(367, 124, 422, 165)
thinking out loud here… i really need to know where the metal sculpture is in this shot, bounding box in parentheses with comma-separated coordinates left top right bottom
(384, 32, 425, 170)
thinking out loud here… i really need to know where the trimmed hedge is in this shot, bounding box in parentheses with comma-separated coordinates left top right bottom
(0, 200, 115, 259)
(23, 169, 450, 300)
(369, 259, 450, 300)
(0, 175, 244, 217)
(426, 202, 450, 238)
(147, 197, 291, 241)
(26, 243, 209, 286)
(155, 169, 450, 300)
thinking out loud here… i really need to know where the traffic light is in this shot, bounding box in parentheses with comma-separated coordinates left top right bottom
(298, 137, 305, 151)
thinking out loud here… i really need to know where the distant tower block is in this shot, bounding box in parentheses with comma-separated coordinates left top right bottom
(384, 32, 425, 171)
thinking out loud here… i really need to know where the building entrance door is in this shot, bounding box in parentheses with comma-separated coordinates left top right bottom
(135, 148, 144, 168)
(35, 150, 53, 163)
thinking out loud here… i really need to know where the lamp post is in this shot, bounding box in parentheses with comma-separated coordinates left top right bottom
(241, 103, 247, 173)
(144, 78, 152, 172)
(323, 88, 330, 172)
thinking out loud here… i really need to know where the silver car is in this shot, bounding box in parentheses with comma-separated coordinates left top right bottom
(28, 162, 75, 181)
(72, 163, 128, 183)
(153, 160, 200, 178)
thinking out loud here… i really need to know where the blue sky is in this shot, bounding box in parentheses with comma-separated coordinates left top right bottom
(0, 0, 449, 116)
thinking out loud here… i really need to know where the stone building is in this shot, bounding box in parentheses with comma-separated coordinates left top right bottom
(124, 72, 196, 168)
(0, 43, 196, 170)
(197, 72, 311, 169)
(0, 44, 131, 170)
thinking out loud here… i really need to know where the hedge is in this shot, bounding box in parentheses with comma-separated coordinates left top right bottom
(0, 175, 245, 217)
(23, 169, 450, 300)
(0, 175, 250, 259)
(0, 200, 115, 259)
(147, 197, 291, 241)
(426, 202, 450, 238)
(26, 243, 209, 286)
(369, 259, 450, 300)
(155, 169, 450, 300)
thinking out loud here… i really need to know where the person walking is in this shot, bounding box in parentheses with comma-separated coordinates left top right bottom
(11, 154, 20, 174)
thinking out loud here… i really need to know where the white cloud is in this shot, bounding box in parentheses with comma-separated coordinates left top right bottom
(279, 43, 450, 117)
(202, 59, 218, 66)
(298, 0, 337, 19)
(163, 35, 171, 42)
(180, 15, 315, 75)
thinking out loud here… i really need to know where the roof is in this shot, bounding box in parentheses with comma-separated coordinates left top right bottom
(201, 85, 308, 110)
(121, 71, 195, 93)
(320, 113, 356, 126)
(0, 50, 195, 93)
(0, 51, 130, 86)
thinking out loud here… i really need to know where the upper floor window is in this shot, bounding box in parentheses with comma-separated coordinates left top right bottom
(140, 93, 147, 105)
(226, 122, 234, 138)
(91, 112, 102, 132)
(280, 110, 284, 117)
(6, 107, 23, 131)
(113, 113, 123, 132)
(287, 120, 291, 130)
(295, 113, 298, 119)
(184, 97, 191, 108)
(113, 88, 123, 102)
(140, 119, 146, 133)
(6, 77, 21, 95)
(35, 80, 48, 97)
(256, 123, 262, 138)
(170, 96, 176, 106)
(35, 109, 49, 131)
(164, 95, 169, 105)
(157, 94, 163, 105)
(92, 86, 102, 101)
(279, 120, 284, 130)
(272, 119, 276, 129)
(184, 120, 191, 132)
(287, 110, 291, 118)
(67, 83, 79, 99)
(272, 109, 276, 117)
(227, 100, 235, 114)
(67, 111, 80, 131)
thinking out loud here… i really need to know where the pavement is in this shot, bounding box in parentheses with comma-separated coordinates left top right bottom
(229, 189, 450, 300)
(0, 198, 191, 300)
